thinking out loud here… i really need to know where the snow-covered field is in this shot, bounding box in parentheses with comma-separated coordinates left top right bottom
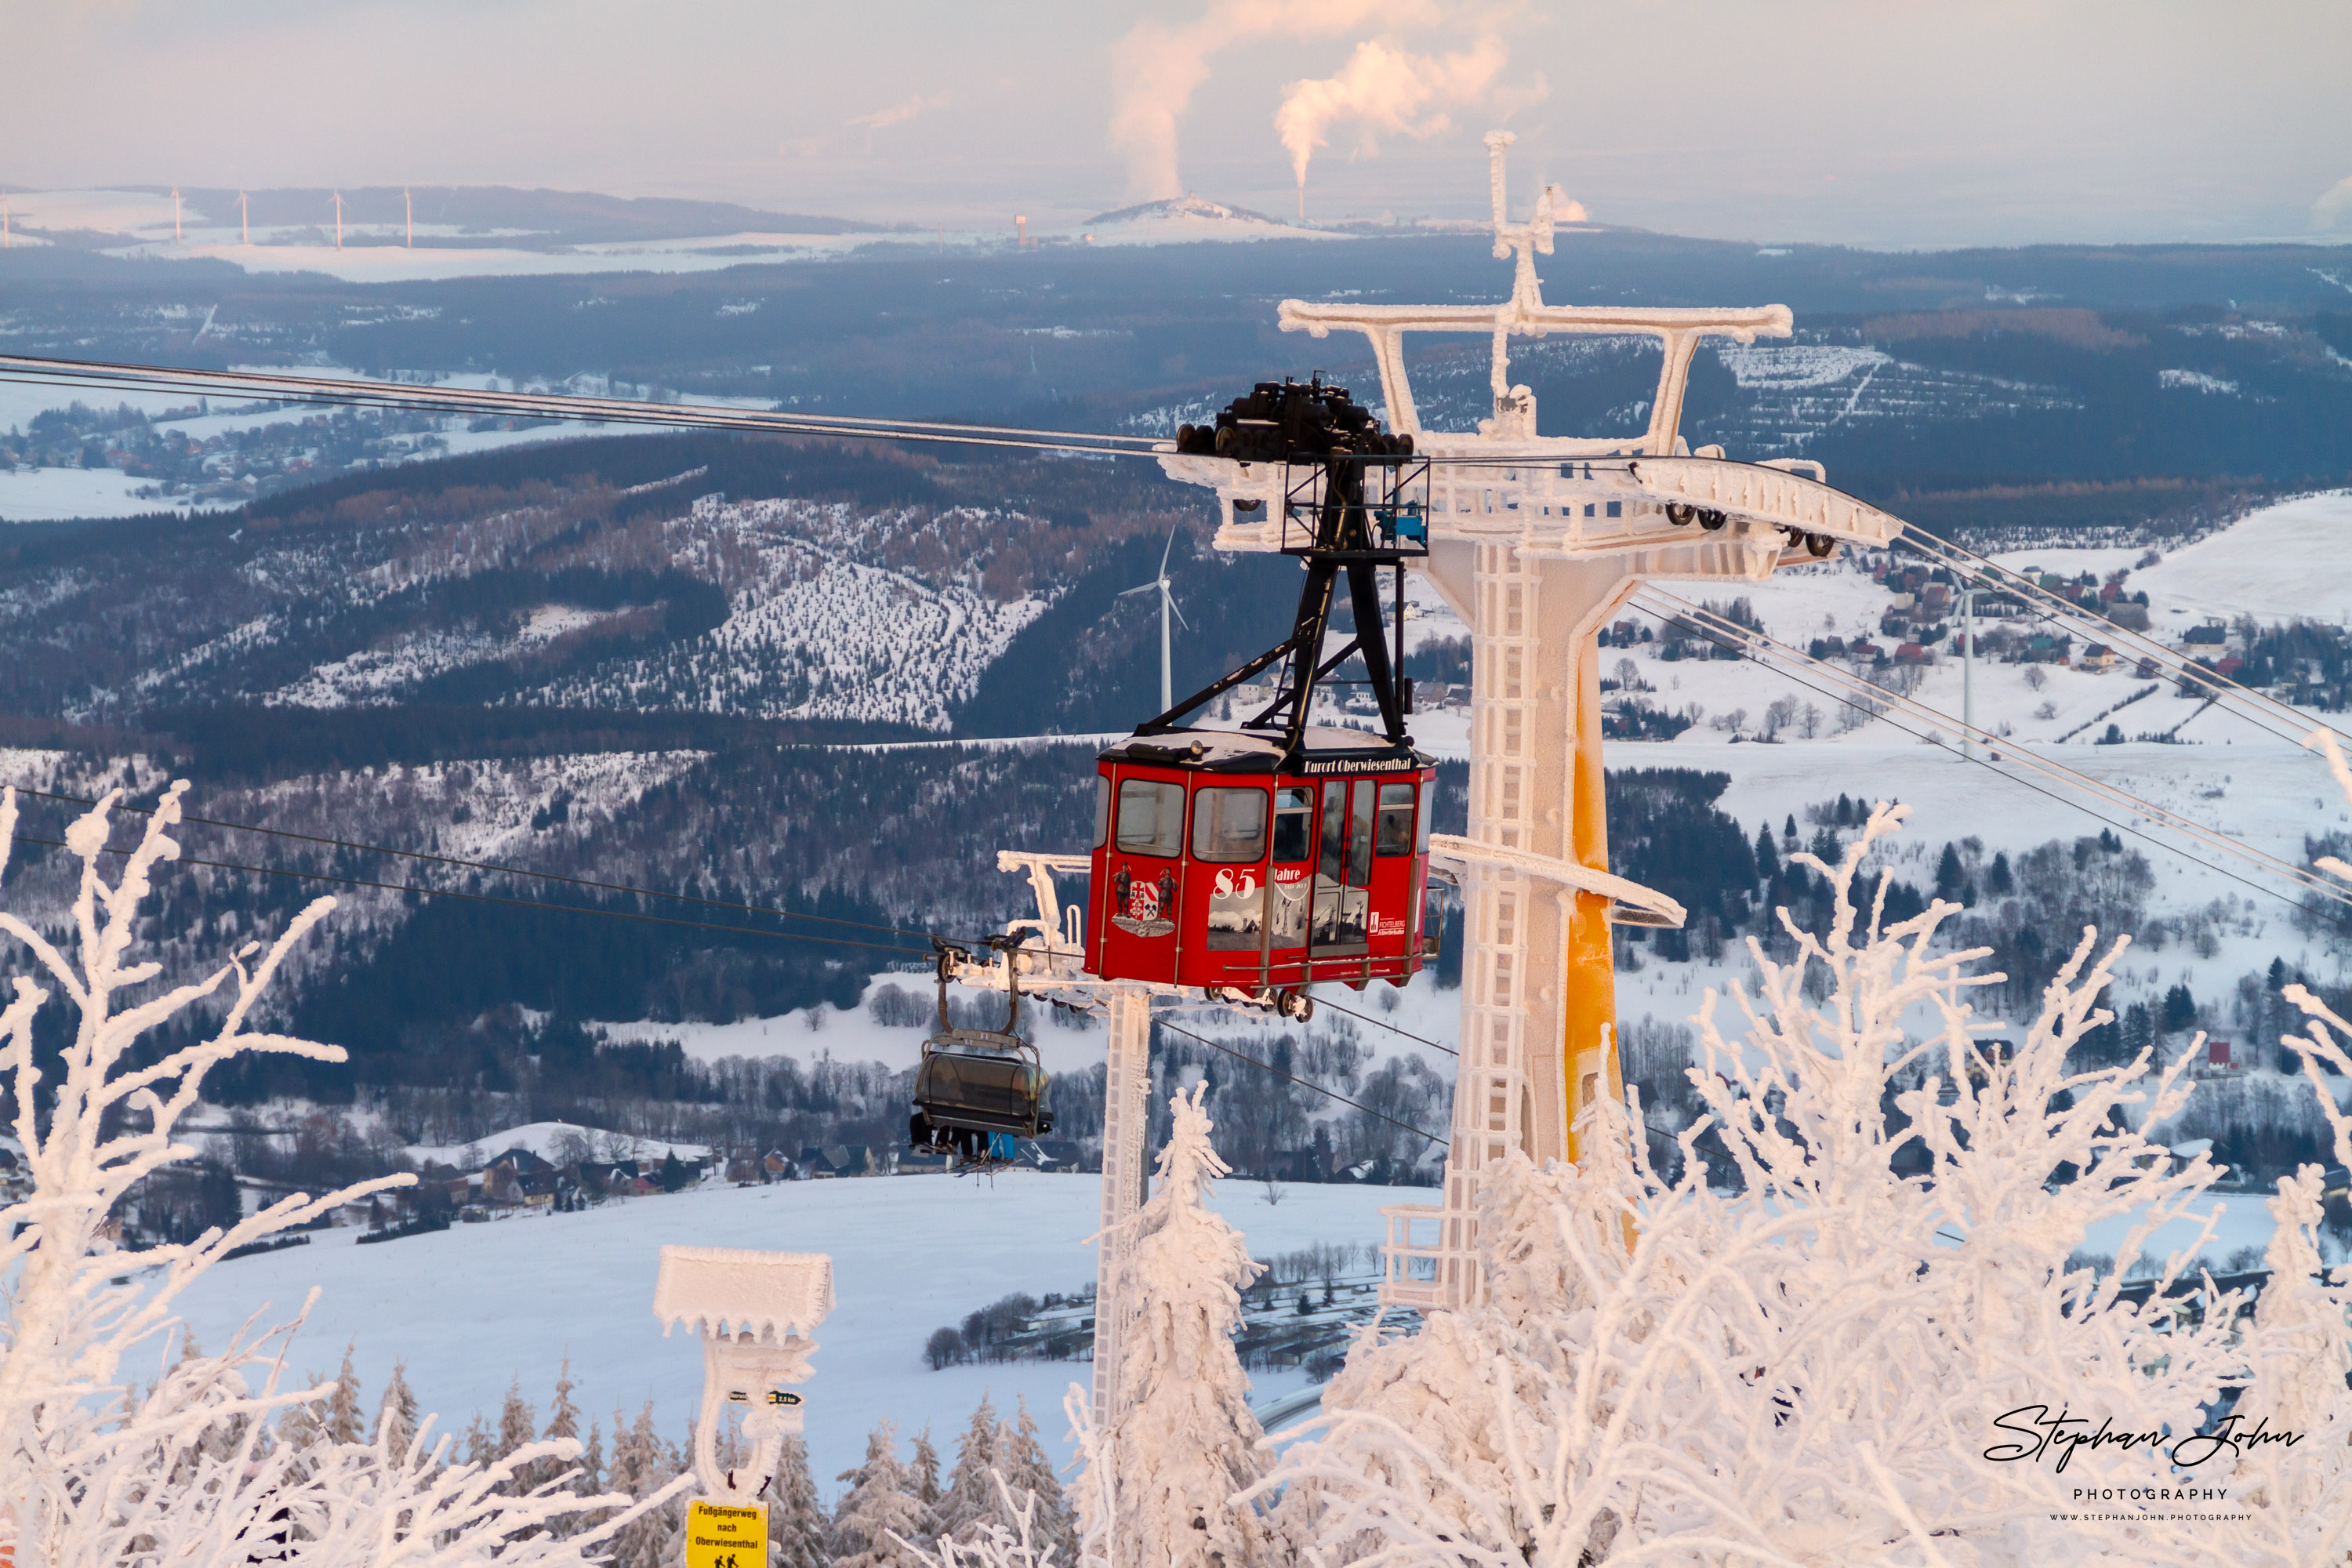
(0, 464, 241, 522)
(172, 1172, 1413, 1490)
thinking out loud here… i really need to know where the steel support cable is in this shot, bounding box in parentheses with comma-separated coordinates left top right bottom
(1895, 532, 2325, 745)
(0, 358, 1680, 470)
(1620, 595, 2344, 922)
(1, 781, 960, 946)
(1896, 531, 2352, 752)
(1298, 993, 1456, 1054)
(1898, 529, 2331, 744)
(1641, 590, 2352, 907)
(0, 372, 1154, 464)
(0, 355, 1160, 456)
(1146, 1012, 1450, 1149)
(0, 369, 1134, 460)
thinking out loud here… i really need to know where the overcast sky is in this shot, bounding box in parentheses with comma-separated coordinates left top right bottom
(6, 0, 2349, 248)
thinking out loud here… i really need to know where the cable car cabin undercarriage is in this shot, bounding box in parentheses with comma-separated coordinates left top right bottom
(909, 951, 1051, 1171)
(1088, 379, 1439, 1011)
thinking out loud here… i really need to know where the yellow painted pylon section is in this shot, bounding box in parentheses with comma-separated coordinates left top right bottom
(1562, 630, 1627, 1176)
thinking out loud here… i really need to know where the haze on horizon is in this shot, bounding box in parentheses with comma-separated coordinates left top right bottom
(4, 0, 2350, 251)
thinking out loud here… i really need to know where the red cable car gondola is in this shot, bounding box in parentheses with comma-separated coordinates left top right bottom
(1086, 378, 1439, 1011)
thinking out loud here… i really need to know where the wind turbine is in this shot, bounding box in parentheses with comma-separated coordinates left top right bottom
(1116, 528, 1189, 713)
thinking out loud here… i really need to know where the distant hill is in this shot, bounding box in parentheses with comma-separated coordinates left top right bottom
(16, 183, 902, 250)
(1081, 194, 1338, 245)
(1084, 194, 1285, 227)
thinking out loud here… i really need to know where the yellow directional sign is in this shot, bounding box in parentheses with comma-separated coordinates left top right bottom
(685, 1499, 768, 1568)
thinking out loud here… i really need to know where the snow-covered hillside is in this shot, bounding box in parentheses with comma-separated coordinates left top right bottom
(2002, 488, 2352, 625)
(524, 495, 1051, 730)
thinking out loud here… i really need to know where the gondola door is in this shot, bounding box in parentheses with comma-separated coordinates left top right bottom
(1263, 786, 1314, 988)
(1364, 778, 1422, 966)
(1309, 776, 1373, 964)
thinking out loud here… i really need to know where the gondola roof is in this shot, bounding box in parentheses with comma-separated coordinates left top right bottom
(1098, 724, 1429, 775)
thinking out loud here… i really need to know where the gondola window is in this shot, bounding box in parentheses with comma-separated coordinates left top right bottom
(1114, 779, 1185, 857)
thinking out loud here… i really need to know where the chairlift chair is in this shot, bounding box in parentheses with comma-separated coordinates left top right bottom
(909, 946, 1052, 1167)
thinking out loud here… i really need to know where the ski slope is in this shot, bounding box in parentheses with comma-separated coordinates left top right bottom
(172, 1171, 1411, 1493)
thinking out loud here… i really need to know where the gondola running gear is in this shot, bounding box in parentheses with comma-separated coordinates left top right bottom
(1091, 377, 1439, 1005)
(909, 944, 1052, 1169)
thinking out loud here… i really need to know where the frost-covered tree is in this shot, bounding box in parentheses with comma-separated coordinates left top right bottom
(832, 1419, 927, 1568)
(1256, 798, 2352, 1566)
(1070, 1083, 1269, 1568)
(898, 1473, 1061, 1568)
(576, 1417, 606, 1506)
(493, 1372, 542, 1500)
(771, 1433, 829, 1568)
(0, 782, 684, 1568)
(321, 1344, 366, 1447)
(909, 1423, 944, 1539)
(997, 1399, 1075, 1566)
(933, 1396, 998, 1543)
(530, 1355, 584, 1502)
(604, 1400, 688, 1568)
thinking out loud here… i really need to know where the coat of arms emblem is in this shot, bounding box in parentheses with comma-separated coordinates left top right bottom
(1109, 866, 1177, 938)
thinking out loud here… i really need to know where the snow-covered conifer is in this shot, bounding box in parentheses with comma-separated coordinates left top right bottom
(523, 1355, 583, 1499)
(274, 1376, 328, 1480)
(460, 1410, 496, 1472)
(996, 1399, 1075, 1565)
(831, 1420, 927, 1568)
(575, 1417, 605, 1507)
(771, 1433, 829, 1568)
(604, 1400, 686, 1568)
(909, 1424, 944, 1539)
(376, 1358, 420, 1457)
(499, 1374, 539, 1470)
(932, 1396, 998, 1542)
(321, 1342, 365, 1446)
(1071, 1083, 1269, 1568)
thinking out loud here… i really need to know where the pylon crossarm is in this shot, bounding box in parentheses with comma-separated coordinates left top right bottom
(1178, 453, 1903, 566)
(1625, 456, 1905, 549)
(1428, 833, 1686, 930)
(1276, 299, 1792, 340)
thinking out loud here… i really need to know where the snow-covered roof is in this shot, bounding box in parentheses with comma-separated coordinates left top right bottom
(1100, 724, 1427, 771)
(652, 1245, 833, 1341)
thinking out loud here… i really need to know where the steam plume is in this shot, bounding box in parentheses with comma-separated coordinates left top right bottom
(2318, 173, 2352, 231)
(848, 91, 949, 132)
(1275, 34, 1510, 198)
(1109, 0, 1402, 202)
